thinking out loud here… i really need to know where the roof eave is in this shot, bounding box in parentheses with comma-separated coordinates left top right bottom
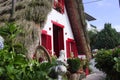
(85, 12, 96, 21)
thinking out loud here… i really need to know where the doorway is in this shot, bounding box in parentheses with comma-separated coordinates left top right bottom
(53, 24, 64, 57)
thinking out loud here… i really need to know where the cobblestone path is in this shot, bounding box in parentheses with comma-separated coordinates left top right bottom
(83, 58, 106, 80)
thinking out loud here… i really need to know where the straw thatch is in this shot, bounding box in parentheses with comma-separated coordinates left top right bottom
(0, 0, 53, 58)
(0, 0, 53, 24)
(65, 0, 91, 60)
(25, 0, 53, 24)
(0, 0, 27, 22)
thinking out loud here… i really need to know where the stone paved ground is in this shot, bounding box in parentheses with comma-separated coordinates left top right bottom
(83, 58, 106, 80)
(83, 72, 106, 80)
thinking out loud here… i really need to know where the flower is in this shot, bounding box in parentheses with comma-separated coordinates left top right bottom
(0, 35, 4, 43)
(0, 41, 4, 49)
(0, 36, 4, 49)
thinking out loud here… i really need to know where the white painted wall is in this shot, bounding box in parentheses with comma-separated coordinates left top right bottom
(86, 20, 96, 31)
(43, 7, 74, 59)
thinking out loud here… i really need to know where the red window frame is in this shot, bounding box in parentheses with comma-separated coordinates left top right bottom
(52, 20, 64, 57)
(51, 20, 64, 28)
(66, 38, 78, 58)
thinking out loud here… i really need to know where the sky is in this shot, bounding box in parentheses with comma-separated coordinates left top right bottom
(83, 0, 120, 32)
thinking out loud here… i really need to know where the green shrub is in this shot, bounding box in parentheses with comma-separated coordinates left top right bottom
(113, 48, 120, 72)
(0, 23, 57, 80)
(67, 58, 81, 73)
(95, 48, 120, 80)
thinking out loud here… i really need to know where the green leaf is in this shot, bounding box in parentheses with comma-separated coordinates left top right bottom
(14, 54, 27, 65)
(0, 67, 5, 76)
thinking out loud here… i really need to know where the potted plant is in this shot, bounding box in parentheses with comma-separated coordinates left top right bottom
(67, 58, 86, 80)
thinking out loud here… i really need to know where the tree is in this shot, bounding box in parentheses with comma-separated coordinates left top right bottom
(88, 26, 98, 50)
(94, 23, 120, 49)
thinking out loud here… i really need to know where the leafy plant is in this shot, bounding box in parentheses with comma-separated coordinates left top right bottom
(114, 57, 120, 72)
(0, 22, 26, 53)
(113, 48, 120, 73)
(87, 26, 98, 50)
(67, 58, 81, 73)
(0, 23, 58, 80)
(95, 48, 120, 80)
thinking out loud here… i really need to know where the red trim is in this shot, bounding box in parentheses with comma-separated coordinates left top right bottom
(41, 34, 47, 47)
(42, 30, 47, 34)
(66, 38, 78, 58)
(66, 40, 71, 58)
(71, 41, 78, 57)
(41, 31, 52, 55)
(47, 35, 52, 50)
(51, 20, 64, 28)
(67, 38, 74, 42)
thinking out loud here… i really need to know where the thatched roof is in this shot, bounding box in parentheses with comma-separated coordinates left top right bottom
(0, 0, 53, 24)
(0, 0, 28, 22)
(65, 0, 91, 60)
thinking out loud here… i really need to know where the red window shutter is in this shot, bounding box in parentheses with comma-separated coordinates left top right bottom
(41, 32, 52, 55)
(45, 35, 52, 55)
(47, 35, 52, 50)
(71, 41, 78, 57)
(66, 40, 71, 58)
(66, 38, 78, 58)
(41, 34, 47, 48)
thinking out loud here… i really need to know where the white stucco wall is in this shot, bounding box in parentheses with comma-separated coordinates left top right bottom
(86, 20, 96, 31)
(43, 7, 74, 59)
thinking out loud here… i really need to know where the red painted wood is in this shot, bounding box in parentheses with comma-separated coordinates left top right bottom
(53, 22, 64, 57)
(41, 34, 47, 48)
(53, 0, 64, 13)
(66, 40, 71, 58)
(51, 20, 64, 28)
(66, 38, 78, 58)
(47, 35, 52, 55)
(41, 30, 52, 55)
(47, 35, 52, 50)
(71, 41, 78, 57)
(42, 30, 47, 34)
(67, 38, 73, 42)
(58, 27, 64, 50)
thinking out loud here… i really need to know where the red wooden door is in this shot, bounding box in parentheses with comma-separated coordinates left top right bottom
(53, 24, 64, 57)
